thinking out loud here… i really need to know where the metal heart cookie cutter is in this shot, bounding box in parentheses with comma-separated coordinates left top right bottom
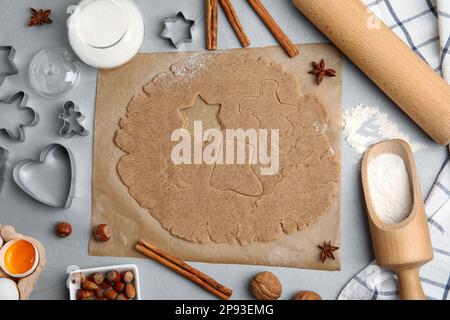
(13, 143, 76, 208)
(161, 12, 196, 49)
(0, 46, 19, 87)
(59, 101, 89, 138)
(0, 91, 40, 142)
(0, 147, 8, 193)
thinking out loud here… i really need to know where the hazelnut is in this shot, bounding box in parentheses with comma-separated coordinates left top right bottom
(82, 280, 99, 290)
(91, 273, 105, 285)
(93, 224, 111, 242)
(124, 283, 136, 299)
(122, 271, 134, 284)
(114, 281, 125, 293)
(106, 270, 121, 283)
(94, 288, 104, 299)
(293, 291, 322, 300)
(116, 293, 128, 300)
(56, 222, 72, 237)
(101, 280, 112, 289)
(104, 288, 118, 300)
(71, 272, 86, 285)
(250, 271, 282, 300)
(76, 289, 94, 300)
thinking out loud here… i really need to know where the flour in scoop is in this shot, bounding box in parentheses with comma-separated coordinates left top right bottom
(368, 154, 413, 224)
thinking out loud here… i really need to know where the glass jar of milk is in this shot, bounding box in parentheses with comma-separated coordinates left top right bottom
(67, 0, 144, 69)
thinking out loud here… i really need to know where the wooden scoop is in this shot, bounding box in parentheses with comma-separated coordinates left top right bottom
(361, 139, 433, 300)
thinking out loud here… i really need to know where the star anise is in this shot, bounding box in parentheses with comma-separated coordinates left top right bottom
(308, 59, 336, 86)
(28, 8, 53, 27)
(318, 241, 339, 263)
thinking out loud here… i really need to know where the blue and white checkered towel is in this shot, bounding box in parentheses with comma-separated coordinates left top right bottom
(363, 0, 450, 82)
(437, 0, 450, 80)
(339, 0, 450, 300)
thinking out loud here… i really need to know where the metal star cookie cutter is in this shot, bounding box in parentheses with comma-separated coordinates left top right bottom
(161, 12, 196, 49)
(0, 46, 19, 87)
(13, 143, 76, 208)
(0, 91, 40, 143)
(58, 101, 89, 138)
(0, 147, 8, 193)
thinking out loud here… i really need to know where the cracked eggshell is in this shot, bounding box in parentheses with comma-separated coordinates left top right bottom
(0, 235, 3, 248)
(0, 278, 20, 300)
(0, 239, 39, 278)
(0, 225, 46, 300)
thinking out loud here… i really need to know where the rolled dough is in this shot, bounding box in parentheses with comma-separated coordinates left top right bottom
(114, 52, 339, 245)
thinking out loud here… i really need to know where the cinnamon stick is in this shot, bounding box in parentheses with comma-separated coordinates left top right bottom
(206, 0, 218, 50)
(135, 240, 232, 300)
(247, 0, 299, 58)
(219, 0, 251, 47)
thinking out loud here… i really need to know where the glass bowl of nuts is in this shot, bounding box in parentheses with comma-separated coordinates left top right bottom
(67, 264, 140, 300)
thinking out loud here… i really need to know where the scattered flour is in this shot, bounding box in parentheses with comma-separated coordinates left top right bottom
(368, 154, 413, 224)
(157, 51, 226, 87)
(344, 105, 428, 155)
(170, 53, 218, 77)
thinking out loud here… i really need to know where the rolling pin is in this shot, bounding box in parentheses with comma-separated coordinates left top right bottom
(292, 0, 450, 145)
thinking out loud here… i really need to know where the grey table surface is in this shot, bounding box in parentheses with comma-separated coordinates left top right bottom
(0, 0, 447, 300)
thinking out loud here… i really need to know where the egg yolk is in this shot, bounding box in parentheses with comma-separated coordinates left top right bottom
(4, 240, 36, 275)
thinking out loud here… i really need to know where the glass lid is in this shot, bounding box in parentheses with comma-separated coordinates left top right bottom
(29, 48, 81, 97)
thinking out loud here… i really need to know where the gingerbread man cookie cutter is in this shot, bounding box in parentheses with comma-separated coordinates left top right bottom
(58, 101, 89, 138)
(0, 91, 40, 143)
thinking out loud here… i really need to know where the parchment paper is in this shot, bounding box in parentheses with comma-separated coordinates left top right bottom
(90, 44, 343, 270)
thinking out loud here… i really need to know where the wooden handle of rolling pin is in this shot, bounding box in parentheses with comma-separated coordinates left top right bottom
(292, 0, 450, 145)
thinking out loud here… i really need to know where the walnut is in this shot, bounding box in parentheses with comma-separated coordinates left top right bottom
(294, 291, 322, 300)
(249, 271, 282, 300)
